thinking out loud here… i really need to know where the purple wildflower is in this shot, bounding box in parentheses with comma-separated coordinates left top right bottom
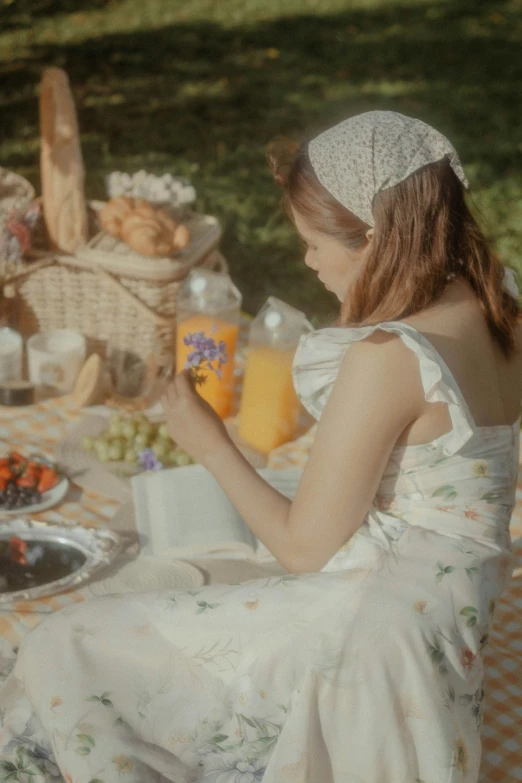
(138, 448, 163, 471)
(183, 330, 228, 385)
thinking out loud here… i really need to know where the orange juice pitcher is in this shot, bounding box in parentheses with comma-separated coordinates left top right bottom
(238, 297, 313, 454)
(176, 269, 242, 419)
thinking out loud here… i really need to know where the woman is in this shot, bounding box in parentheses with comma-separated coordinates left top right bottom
(1, 110, 521, 782)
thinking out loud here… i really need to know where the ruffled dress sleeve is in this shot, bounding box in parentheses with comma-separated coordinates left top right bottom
(292, 322, 475, 457)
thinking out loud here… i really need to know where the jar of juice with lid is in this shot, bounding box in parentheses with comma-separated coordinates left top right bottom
(238, 297, 313, 453)
(176, 269, 242, 419)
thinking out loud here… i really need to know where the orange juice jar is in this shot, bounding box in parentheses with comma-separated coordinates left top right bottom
(176, 270, 242, 419)
(238, 297, 313, 453)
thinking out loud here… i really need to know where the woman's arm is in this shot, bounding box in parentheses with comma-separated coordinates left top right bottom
(163, 332, 425, 573)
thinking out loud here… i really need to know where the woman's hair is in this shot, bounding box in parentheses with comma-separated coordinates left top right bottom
(268, 140, 522, 359)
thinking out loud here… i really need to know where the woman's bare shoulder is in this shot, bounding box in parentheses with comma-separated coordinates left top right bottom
(401, 281, 522, 425)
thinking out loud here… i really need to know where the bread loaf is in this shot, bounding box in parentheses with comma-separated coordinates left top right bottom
(39, 67, 88, 253)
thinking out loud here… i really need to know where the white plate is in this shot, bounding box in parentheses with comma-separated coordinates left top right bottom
(85, 554, 205, 596)
(0, 476, 69, 517)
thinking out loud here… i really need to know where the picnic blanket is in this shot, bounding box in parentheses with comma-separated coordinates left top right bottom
(0, 380, 521, 781)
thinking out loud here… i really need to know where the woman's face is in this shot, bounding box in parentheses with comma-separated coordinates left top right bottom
(292, 209, 372, 302)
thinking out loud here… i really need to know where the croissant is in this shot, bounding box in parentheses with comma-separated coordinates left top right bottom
(100, 196, 191, 256)
(154, 209, 178, 236)
(132, 198, 157, 220)
(173, 224, 191, 250)
(120, 212, 173, 257)
(100, 196, 134, 236)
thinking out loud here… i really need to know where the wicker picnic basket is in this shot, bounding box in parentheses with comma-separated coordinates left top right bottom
(1, 68, 228, 367)
(2, 200, 226, 364)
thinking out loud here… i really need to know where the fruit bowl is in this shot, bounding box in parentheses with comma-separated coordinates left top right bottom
(0, 452, 68, 515)
(56, 412, 194, 485)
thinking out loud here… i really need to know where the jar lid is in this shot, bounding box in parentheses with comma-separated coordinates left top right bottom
(264, 311, 283, 329)
(0, 381, 35, 407)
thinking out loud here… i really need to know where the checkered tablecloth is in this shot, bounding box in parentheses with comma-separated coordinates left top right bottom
(0, 349, 521, 780)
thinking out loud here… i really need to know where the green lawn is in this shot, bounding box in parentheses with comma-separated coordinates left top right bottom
(1, 0, 522, 322)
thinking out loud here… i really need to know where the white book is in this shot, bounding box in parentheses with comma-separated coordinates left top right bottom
(131, 464, 302, 562)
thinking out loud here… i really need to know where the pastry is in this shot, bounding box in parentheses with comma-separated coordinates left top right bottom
(172, 224, 191, 250)
(100, 196, 134, 236)
(120, 212, 173, 257)
(100, 196, 191, 255)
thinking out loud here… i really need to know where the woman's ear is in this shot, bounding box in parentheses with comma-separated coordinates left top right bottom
(365, 228, 374, 244)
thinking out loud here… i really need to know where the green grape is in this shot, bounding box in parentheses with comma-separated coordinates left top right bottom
(157, 423, 170, 440)
(165, 449, 179, 466)
(108, 421, 123, 438)
(82, 436, 94, 451)
(175, 451, 192, 466)
(137, 421, 154, 439)
(124, 448, 138, 464)
(151, 440, 169, 459)
(121, 420, 137, 440)
(109, 412, 124, 426)
(134, 432, 149, 450)
(96, 444, 110, 462)
(108, 442, 124, 461)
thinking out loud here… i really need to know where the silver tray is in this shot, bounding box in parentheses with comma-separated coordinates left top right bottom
(0, 518, 122, 604)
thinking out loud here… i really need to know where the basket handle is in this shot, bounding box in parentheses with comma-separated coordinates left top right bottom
(2, 256, 57, 293)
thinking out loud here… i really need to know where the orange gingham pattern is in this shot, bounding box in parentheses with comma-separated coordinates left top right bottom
(0, 317, 520, 778)
(480, 502, 522, 783)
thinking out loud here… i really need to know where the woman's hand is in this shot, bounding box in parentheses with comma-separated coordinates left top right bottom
(161, 370, 233, 466)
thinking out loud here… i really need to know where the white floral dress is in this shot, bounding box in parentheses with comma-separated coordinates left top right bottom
(0, 322, 519, 783)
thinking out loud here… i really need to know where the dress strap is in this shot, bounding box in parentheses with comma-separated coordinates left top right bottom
(292, 322, 475, 457)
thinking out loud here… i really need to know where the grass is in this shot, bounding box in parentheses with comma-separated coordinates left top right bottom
(1, 0, 522, 322)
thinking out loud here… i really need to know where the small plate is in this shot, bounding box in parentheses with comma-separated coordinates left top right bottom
(0, 518, 122, 603)
(0, 476, 69, 517)
(85, 554, 205, 596)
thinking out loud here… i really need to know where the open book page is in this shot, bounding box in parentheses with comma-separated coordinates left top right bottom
(131, 464, 302, 561)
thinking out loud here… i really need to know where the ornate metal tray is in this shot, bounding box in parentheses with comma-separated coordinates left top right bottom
(0, 518, 122, 603)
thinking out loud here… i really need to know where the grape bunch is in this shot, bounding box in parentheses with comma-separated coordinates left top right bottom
(82, 413, 193, 468)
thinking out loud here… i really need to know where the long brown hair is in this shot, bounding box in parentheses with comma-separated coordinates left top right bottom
(268, 140, 522, 359)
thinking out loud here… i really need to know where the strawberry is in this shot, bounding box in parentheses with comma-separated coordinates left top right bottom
(17, 473, 38, 489)
(0, 458, 9, 468)
(37, 466, 60, 493)
(9, 536, 27, 565)
(23, 465, 42, 481)
(0, 477, 9, 492)
(0, 466, 14, 481)
(9, 451, 26, 464)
